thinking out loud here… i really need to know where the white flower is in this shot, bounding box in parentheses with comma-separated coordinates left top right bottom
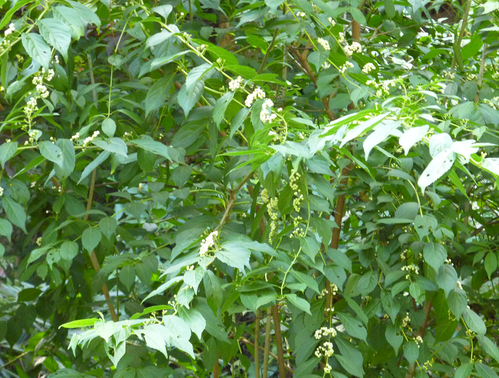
(362, 63, 376, 74)
(322, 62, 331, 69)
(328, 17, 336, 26)
(317, 37, 330, 51)
(260, 98, 276, 123)
(4, 23, 15, 37)
(338, 32, 345, 44)
(229, 76, 243, 91)
(83, 130, 100, 146)
(245, 87, 266, 107)
(296, 11, 306, 17)
(324, 364, 332, 373)
(0, 187, 3, 196)
(339, 61, 354, 74)
(199, 230, 218, 256)
(344, 41, 362, 56)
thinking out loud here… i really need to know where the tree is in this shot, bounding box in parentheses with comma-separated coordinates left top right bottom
(1, 0, 499, 376)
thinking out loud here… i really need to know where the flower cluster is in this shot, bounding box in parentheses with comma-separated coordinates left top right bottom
(327, 17, 336, 26)
(0, 187, 3, 197)
(315, 341, 334, 358)
(314, 326, 337, 340)
(260, 99, 277, 123)
(414, 335, 423, 346)
(3, 23, 15, 37)
(199, 230, 218, 256)
(401, 313, 411, 328)
(23, 68, 55, 129)
(338, 32, 345, 44)
(197, 44, 207, 54)
(443, 70, 455, 79)
(344, 41, 362, 56)
(83, 130, 100, 146)
(465, 72, 477, 81)
(317, 37, 330, 51)
(245, 87, 266, 107)
(339, 61, 354, 74)
(296, 11, 306, 17)
(402, 264, 419, 279)
(229, 76, 243, 91)
(362, 63, 376, 74)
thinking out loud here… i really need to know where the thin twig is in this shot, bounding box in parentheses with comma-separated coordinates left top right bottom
(262, 307, 272, 378)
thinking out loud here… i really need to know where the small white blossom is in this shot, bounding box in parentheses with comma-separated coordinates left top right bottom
(0, 187, 3, 196)
(260, 99, 276, 123)
(344, 41, 362, 56)
(4, 23, 15, 37)
(328, 17, 336, 26)
(229, 76, 243, 91)
(245, 87, 266, 107)
(362, 63, 376, 74)
(322, 62, 331, 69)
(339, 61, 354, 74)
(338, 32, 345, 44)
(317, 37, 330, 51)
(83, 130, 100, 146)
(296, 11, 306, 17)
(199, 230, 218, 256)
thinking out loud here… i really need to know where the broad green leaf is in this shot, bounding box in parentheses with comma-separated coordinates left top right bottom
(385, 323, 403, 353)
(99, 217, 117, 240)
(482, 158, 499, 176)
(337, 312, 367, 341)
(335, 337, 364, 377)
(145, 74, 175, 115)
(178, 307, 206, 339)
(217, 242, 251, 272)
(340, 113, 389, 147)
(448, 287, 467, 318)
(67, 1, 101, 26)
(131, 137, 180, 162)
(54, 139, 75, 179)
(178, 81, 204, 117)
(60, 318, 99, 328)
(21, 34, 51, 69)
(213, 92, 234, 127)
(38, 18, 71, 60)
(53, 6, 85, 39)
(186, 63, 212, 92)
(92, 138, 128, 157)
(404, 340, 419, 366)
(82, 227, 101, 252)
(462, 33, 483, 61)
(146, 30, 173, 47)
(152, 4, 173, 19)
(423, 242, 447, 271)
(463, 307, 486, 335)
(2, 196, 26, 233)
(300, 236, 320, 261)
(475, 363, 499, 378)
(455, 363, 473, 378)
(60, 241, 78, 260)
(286, 294, 311, 315)
(102, 118, 116, 138)
(418, 148, 456, 192)
(478, 335, 499, 364)
(383, 0, 395, 18)
(290, 270, 320, 294)
(437, 264, 457, 296)
(357, 271, 378, 295)
(485, 251, 497, 279)
(429, 133, 453, 157)
(78, 151, 110, 184)
(399, 125, 428, 155)
(39, 141, 64, 167)
(363, 120, 401, 159)
(0, 219, 13, 242)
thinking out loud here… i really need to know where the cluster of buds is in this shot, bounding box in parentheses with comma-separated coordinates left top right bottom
(0, 187, 3, 196)
(122, 131, 133, 141)
(296, 11, 306, 17)
(317, 37, 330, 51)
(229, 76, 243, 91)
(465, 72, 477, 81)
(262, 188, 279, 242)
(344, 41, 362, 57)
(83, 130, 100, 146)
(186, 265, 194, 271)
(23, 68, 55, 129)
(339, 61, 354, 74)
(314, 326, 337, 340)
(197, 44, 207, 54)
(318, 288, 328, 299)
(315, 341, 334, 358)
(4, 23, 15, 37)
(414, 335, 423, 346)
(362, 63, 376, 74)
(327, 17, 336, 26)
(182, 32, 191, 42)
(199, 230, 218, 256)
(245, 87, 266, 107)
(401, 312, 411, 328)
(401, 264, 419, 279)
(422, 360, 434, 371)
(260, 99, 277, 123)
(71, 132, 80, 142)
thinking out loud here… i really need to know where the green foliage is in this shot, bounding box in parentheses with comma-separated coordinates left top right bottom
(1, 0, 499, 377)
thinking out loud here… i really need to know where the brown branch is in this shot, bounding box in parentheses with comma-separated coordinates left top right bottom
(254, 309, 261, 378)
(240, 337, 294, 374)
(272, 305, 286, 378)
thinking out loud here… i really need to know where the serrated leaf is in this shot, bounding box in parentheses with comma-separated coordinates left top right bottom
(217, 242, 251, 272)
(429, 133, 453, 157)
(423, 242, 447, 271)
(178, 307, 206, 339)
(82, 228, 101, 252)
(60, 241, 78, 260)
(53, 6, 85, 39)
(337, 312, 367, 341)
(38, 18, 71, 60)
(399, 125, 428, 155)
(357, 271, 378, 295)
(22, 33, 51, 69)
(67, 1, 101, 26)
(2, 197, 26, 233)
(418, 148, 456, 192)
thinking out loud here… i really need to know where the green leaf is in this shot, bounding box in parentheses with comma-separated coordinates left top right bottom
(462, 34, 483, 61)
(348, 6, 367, 24)
(60, 318, 99, 328)
(119, 265, 136, 291)
(335, 338, 364, 377)
(67, 1, 101, 26)
(217, 242, 251, 272)
(0, 219, 13, 242)
(337, 312, 367, 341)
(290, 270, 320, 293)
(385, 323, 403, 353)
(82, 228, 102, 252)
(131, 137, 181, 162)
(404, 340, 419, 366)
(423, 242, 447, 271)
(145, 74, 175, 115)
(39, 141, 64, 167)
(477, 335, 499, 364)
(99, 217, 117, 240)
(178, 307, 206, 339)
(78, 151, 110, 184)
(399, 125, 428, 155)
(21, 34, 51, 69)
(448, 288, 467, 318)
(186, 63, 212, 92)
(300, 236, 320, 261)
(463, 307, 486, 335)
(54, 139, 76, 179)
(146, 30, 173, 47)
(418, 148, 456, 193)
(2, 196, 26, 233)
(92, 138, 128, 158)
(213, 92, 234, 127)
(178, 81, 204, 117)
(455, 363, 473, 378)
(485, 251, 497, 279)
(53, 6, 85, 39)
(38, 18, 71, 60)
(102, 118, 116, 138)
(357, 271, 378, 295)
(286, 294, 311, 315)
(60, 241, 78, 260)
(476, 363, 499, 378)
(437, 264, 457, 296)
(383, 0, 395, 18)
(0, 142, 17, 169)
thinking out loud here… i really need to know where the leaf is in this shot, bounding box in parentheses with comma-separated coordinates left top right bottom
(423, 242, 447, 271)
(186, 63, 212, 92)
(213, 92, 234, 127)
(337, 312, 367, 341)
(139, 324, 169, 358)
(482, 158, 499, 177)
(99, 217, 117, 240)
(455, 364, 473, 378)
(335, 338, 364, 377)
(67, 1, 101, 26)
(92, 138, 128, 157)
(131, 137, 181, 162)
(38, 18, 71, 60)
(418, 148, 456, 192)
(102, 118, 116, 138)
(404, 340, 419, 366)
(463, 307, 486, 335)
(230, 107, 251, 138)
(340, 113, 390, 147)
(485, 251, 497, 279)
(60, 318, 99, 328)
(60, 241, 78, 260)
(152, 4, 173, 19)
(82, 228, 102, 252)
(300, 236, 320, 261)
(448, 288, 467, 318)
(437, 264, 457, 296)
(217, 242, 251, 272)
(399, 125, 428, 155)
(178, 307, 206, 339)
(78, 151, 110, 184)
(39, 141, 64, 167)
(462, 33, 483, 61)
(146, 30, 173, 47)
(54, 139, 76, 179)
(285, 294, 311, 315)
(145, 74, 175, 115)
(2, 196, 26, 233)
(385, 323, 403, 353)
(290, 270, 320, 293)
(478, 335, 499, 364)
(357, 271, 378, 295)
(0, 219, 13, 242)
(383, 0, 396, 18)
(22, 34, 51, 69)
(178, 81, 204, 117)
(476, 363, 499, 378)
(429, 133, 453, 158)
(53, 6, 85, 39)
